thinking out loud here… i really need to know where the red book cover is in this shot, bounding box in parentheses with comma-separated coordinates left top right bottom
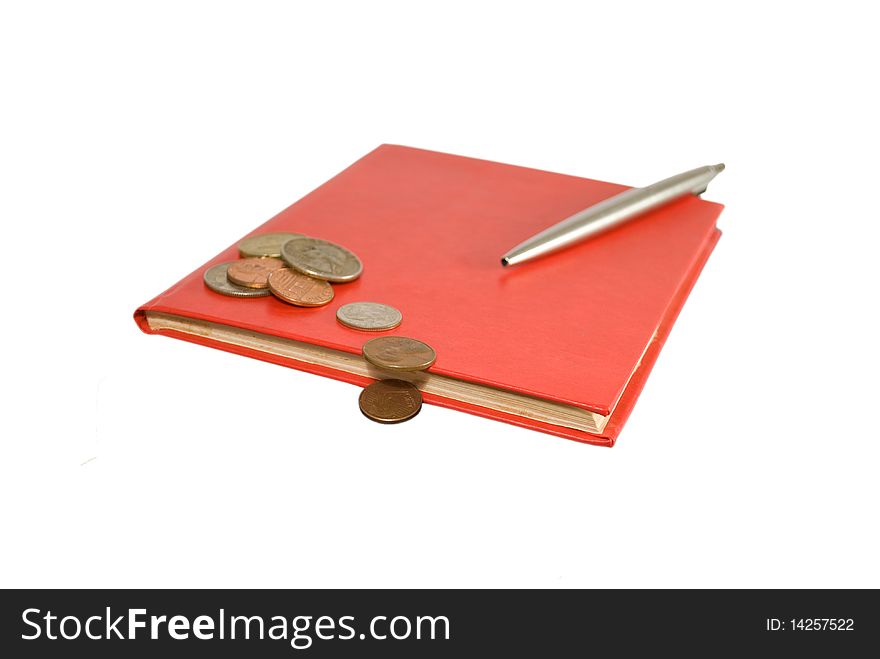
(135, 145, 723, 446)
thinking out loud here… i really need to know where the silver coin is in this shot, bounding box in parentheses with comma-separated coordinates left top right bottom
(238, 232, 305, 258)
(281, 237, 363, 283)
(336, 302, 402, 331)
(203, 262, 271, 298)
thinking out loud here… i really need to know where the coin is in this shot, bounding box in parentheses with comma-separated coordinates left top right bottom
(226, 257, 287, 289)
(358, 379, 423, 423)
(336, 302, 402, 331)
(238, 232, 305, 258)
(362, 336, 436, 371)
(268, 267, 334, 307)
(281, 236, 363, 283)
(203, 262, 271, 298)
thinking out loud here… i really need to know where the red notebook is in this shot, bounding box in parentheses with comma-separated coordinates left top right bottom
(135, 145, 723, 446)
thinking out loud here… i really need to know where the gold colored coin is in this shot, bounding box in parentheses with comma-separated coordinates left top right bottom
(281, 236, 363, 283)
(226, 257, 286, 289)
(362, 336, 436, 372)
(358, 379, 423, 424)
(238, 232, 305, 258)
(203, 262, 271, 298)
(268, 268, 334, 307)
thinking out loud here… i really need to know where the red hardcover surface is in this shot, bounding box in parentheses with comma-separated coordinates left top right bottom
(135, 145, 723, 446)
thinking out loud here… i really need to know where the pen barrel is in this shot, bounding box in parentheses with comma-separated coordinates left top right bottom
(554, 169, 713, 241)
(502, 165, 722, 265)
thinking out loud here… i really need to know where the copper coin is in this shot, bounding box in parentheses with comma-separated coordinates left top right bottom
(238, 232, 305, 258)
(203, 262, 271, 298)
(359, 379, 423, 424)
(226, 257, 287, 289)
(281, 236, 363, 283)
(268, 268, 334, 307)
(362, 336, 436, 372)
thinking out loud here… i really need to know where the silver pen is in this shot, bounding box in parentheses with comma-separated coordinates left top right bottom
(500, 163, 725, 267)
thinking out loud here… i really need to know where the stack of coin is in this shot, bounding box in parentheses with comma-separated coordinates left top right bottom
(358, 336, 437, 424)
(204, 231, 363, 307)
(204, 231, 436, 426)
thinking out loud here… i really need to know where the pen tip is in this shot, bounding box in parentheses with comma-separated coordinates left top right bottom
(714, 163, 725, 172)
(500, 257, 510, 267)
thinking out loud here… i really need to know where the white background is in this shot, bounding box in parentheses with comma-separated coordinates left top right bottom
(2, 1, 878, 588)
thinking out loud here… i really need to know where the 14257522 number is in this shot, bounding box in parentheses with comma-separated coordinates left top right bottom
(790, 618, 854, 631)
